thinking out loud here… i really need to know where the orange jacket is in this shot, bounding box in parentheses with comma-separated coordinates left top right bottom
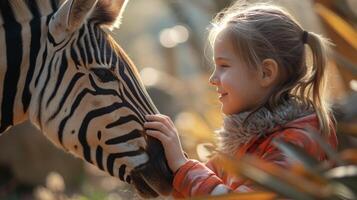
(172, 114, 338, 198)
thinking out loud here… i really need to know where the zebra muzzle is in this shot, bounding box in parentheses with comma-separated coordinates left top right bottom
(130, 136, 174, 198)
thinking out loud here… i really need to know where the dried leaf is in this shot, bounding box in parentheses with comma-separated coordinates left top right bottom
(272, 138, 320, 172)
(315, 3, 357, 49)
(325, 165, 357, 194)
(340, 149, 357, 164)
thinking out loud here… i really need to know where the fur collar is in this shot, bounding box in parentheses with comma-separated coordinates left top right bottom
(216, 99, 314, 155)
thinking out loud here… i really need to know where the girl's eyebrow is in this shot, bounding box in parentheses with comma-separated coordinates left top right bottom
(214, 56, 231, 61)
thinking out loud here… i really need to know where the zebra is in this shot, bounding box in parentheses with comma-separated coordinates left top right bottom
(0, 0, 173, 198)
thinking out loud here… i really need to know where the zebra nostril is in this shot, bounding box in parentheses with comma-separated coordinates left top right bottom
(97, 130, 102, 140)
(126, 175, 131, 184)
(131, 137, 174, 196)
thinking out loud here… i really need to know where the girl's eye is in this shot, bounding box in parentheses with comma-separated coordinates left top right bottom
(92, 68, 117, 82)
(219, 64, 230, 68)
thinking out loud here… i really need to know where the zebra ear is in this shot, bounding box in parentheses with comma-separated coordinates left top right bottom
(49, 0, 98, 43)
(90, 0, 129, 30)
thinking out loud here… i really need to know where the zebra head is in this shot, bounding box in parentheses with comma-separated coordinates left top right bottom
(29, 0, 172, 197)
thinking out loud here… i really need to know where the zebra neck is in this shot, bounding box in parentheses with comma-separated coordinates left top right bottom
(0, 0, 59, 133)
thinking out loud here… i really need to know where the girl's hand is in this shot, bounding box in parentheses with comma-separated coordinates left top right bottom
(144, 114, 189, 173)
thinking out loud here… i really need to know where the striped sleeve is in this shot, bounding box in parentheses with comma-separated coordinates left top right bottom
(172, 159, 228, 197)
(172, 159, 254, 198)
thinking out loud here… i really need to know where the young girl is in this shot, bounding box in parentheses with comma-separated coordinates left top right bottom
(144, 1, 338, 198)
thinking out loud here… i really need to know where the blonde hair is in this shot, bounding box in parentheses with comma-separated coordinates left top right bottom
(209, 1, 333, 136)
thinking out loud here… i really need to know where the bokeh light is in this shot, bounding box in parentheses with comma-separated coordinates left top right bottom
(140, 67, 160, 86)
(159, 25, 190, 48)
(350, 80, 357, 91)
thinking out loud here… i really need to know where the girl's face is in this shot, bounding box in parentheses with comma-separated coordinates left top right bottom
(209, 29, 267, 115)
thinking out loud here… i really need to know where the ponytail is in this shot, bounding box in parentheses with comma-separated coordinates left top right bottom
(296, 31, 332, 136)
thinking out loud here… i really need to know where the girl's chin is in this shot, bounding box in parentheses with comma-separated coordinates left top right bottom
(220, 105, 234, 115)
(221, 104, 246, 115)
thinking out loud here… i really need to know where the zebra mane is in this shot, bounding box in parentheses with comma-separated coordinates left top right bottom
(106, 33, 146, 88)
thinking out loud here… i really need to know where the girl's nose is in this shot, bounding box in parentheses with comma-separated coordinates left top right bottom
(209, 74, 219, 86)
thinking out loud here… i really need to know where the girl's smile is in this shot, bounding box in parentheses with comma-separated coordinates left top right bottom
(217, 90, 228, 101)
(219, 93, 228, 101)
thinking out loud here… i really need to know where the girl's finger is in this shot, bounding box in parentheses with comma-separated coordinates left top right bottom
(146, 130, 169, 143)
(145, 114, 173, 129)
(144, 121, 170, 136)
(156, 114, 175, 127)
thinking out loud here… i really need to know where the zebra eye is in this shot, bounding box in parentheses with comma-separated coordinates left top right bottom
(92, 68, 117, 82)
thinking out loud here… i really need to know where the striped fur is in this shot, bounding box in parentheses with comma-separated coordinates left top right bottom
(0, 0, 172, 198)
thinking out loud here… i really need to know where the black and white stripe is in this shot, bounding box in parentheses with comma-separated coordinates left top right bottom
(0, 0, 171, 197)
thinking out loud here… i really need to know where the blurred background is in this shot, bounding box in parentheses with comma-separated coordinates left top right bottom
(0, 0, 356, 199)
